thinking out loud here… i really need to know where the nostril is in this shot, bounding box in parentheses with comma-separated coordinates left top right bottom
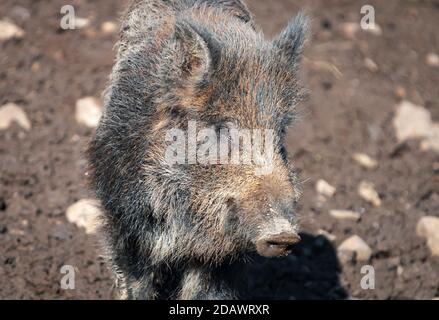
(266, 232, 301, 246)
(256, 232, 301, 258)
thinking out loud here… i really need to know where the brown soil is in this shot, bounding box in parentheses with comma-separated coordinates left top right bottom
(0, 0, 438, 299)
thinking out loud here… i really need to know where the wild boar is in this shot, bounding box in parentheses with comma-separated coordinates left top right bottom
(88, 0, 308, 299)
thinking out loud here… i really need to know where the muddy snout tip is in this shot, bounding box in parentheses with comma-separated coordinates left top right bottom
(256, 232, 301, 258)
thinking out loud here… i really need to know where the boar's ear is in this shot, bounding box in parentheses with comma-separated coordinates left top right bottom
(164, 20, 218, 112)
(273, 11, 309, 65)
(172, 21, 212, 89)
(198, 0, 254, 26)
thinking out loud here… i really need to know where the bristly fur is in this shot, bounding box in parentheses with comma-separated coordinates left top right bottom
(88, 0, 309, 299)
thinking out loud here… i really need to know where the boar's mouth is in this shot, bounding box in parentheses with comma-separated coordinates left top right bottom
(255, 232, 301, 258)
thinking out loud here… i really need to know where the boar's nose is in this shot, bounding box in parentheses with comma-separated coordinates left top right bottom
(256, 232, 301, 258)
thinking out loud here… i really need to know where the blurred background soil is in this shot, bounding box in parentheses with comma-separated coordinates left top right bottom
(0, 0, 438, 299)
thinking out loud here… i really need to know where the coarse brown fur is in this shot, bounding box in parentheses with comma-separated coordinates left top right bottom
(88, 0, 309, 299)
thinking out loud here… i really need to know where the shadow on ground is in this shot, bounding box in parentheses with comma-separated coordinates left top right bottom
(229, 233, 348, 299)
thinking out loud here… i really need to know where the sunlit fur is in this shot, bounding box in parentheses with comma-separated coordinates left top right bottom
(88, 0, 308, 299)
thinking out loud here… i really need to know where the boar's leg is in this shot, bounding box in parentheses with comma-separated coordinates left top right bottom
(120, 264, 185, 300)
(118, 269, 160, 300)
(178, 266, 235, 300)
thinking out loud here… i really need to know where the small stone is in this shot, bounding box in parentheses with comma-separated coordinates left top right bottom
(364, 23, 382, 36)
(9, 228, 25, 236)
(75, 97, 103, 128)
(84, 28, 97, 39)
(0, 103, 31, 131)
(31, 62, 41, 73)
(338, 250, 355, 264)
(416, 216, 439, 256)
(330, 210, 361, 221)
(0, 19, 25, 41)
(101, 21, 117, 34)
(53, 50, 64, 62)
(66, 199, 101, 234)
(317, 229, 337, 241)
(426, 53, 439, 67)
(393, 101, 439, 153)
(342, 22, 359, 39)
(420, 124, 439, 152)
(315, 194, 328, 207)
(71, 134, 80, 142)
(394, 86, 406, 99)
(358, 181, 381, 207)
(338, 235, 372, 261)
(74, 17, 90, 29)
(316, 179, 336, 198)
(397, 265, 404, 276)
(387, 257, 400, 269)
(352, 153, 378, 169)
(364, 58, 378, 72)
(393, 100, 432, 142)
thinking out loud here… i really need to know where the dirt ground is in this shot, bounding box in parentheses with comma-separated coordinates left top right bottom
(0, 0, 438, 299)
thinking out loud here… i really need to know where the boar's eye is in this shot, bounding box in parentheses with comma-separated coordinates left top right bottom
(211, 119, 235, 132)
(226, 197, 237, 210)
(170, 107, 186, 119)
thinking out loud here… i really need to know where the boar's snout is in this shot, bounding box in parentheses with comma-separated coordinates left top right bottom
(256, 232, 301, 258)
